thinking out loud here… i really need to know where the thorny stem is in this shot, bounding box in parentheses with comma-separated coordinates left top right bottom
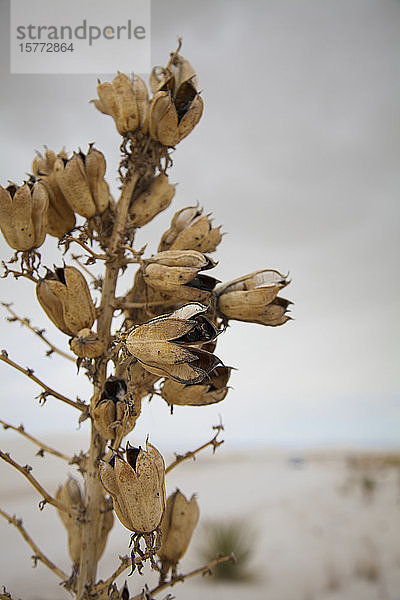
(0, 351, 86, 411)
(131, 554, 235, 600)
(0, 451, 70, 513)
(76, 170, 140, 600)
(0, 419, 73, 462)
(0, 508, 69, 581)
(1, 303, 75, 362)
(166, 424, 224, 474)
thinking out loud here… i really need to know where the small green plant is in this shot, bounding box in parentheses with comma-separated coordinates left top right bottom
(199, 519, 256, 582)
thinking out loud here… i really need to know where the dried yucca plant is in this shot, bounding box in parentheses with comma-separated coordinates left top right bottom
(0, 39, 292, 600)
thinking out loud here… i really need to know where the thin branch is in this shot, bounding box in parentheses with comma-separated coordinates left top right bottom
(92, 556, 131, 594)
(0, 350, 87, 411)
(132, 554, 235, 600)
(1, 303, 74, 362)
(64, 237, 108, 261)
(1, 261, 38, 283)
(71, 254, 98, 280)
(0, 508, 69, 581)
(114, 299, 172, 309)
(166, 423, 224, 474)
(0, 451, 69, 513)
(121, 244, 146, 259)
(0, 419, 72, 462)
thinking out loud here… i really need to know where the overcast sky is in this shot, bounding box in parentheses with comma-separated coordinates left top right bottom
(0, 0, 399, 450)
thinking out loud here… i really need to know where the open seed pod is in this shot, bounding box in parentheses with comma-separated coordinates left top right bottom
(92, 73, 149, 135)
(91, 378, 141, 440)
(70, 328, 105, 359)
(129, 173, 175, 228)
(158, 489, 199, 579)
(161, 366, 231, 406)
(143, 250, 219, 304)
(125, 303, 222, 384)
(36, 266, 96, 336)
(217, 270, 291, 325)
(159, 206, 222, 253)
(0, 180, 48, 251)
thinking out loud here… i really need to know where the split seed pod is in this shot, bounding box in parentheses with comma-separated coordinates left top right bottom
(149, 51, 203, 147)
(56, 476, 113, 565)
(161, 366, 231, 406)
(32, 147, 68, 176)
(0, 181, 48, 251)
(159, 206, 222, 253)
(92, 378, 140, 440)
(36, 266, 96, 336)
(99, 441, 166, 534)
(143, 250, 219, 303)
(54, 147, 109, 218)
(129, 173, 175, 228)
(70, 328, 105, 359)
(125, 303, 222, 384)
(92, 73, 149, 135)
(158, 489, 199, 577)
(217, 270, 291, 325)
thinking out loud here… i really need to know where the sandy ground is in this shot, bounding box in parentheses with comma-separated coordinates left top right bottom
(1, 434, 399, 600)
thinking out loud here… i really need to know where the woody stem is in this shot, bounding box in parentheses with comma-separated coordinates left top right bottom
(75, 169, 140, 600)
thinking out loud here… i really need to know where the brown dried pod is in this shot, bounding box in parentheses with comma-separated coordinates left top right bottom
(125, 303, 222, 384)
(37, 172, 76, 238)
(0, 181, 48, 251)
(125, 360, 160, 394)
(91, 378, 140, 440)
(54, 147, 110, 218)
(217, 270, 291, 325)
(158, 206, 222, 253)
(92, 73, 149, 135)
(36, 266, 96, 336)
(56, 476, 113, 565)
(143, 250, 219, 304)
(161, 366, 231, 406)
(99, 441, 166, 534)
(32, 147, 68, 176)
(70, 328, 105, 358)
(158, 489, 199, 578)
(129, 173, 175, 228)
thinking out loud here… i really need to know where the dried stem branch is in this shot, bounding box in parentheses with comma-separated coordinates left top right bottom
(0, 508, 69, 581)
(64, 237, 108, 261)
(71, 254, 98, 281)
(0, 351, 86, 411)
(1, 303, 74, 362)
(166, 424, 224, 474)
(131, 554, 235, 600)
(0, 451, 69, 513)
(0, 419, 72, 462)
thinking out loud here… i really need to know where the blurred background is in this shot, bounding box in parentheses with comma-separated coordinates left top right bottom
(0, 0, 399, 599)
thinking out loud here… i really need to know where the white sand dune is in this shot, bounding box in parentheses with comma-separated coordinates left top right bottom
(1, 435, 399, 600)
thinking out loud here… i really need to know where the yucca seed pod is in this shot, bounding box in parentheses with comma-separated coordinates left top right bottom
(129, 173, 175, 228)
(54, 148, 110, 218)
(125, 360, 160, 394)
(70, 328, 105, 359)
(0, 181, 48, 251)
(158, 489, 199, 577)
(32, 147, 68, 176)
(161, 366, 231, 407)
(143, 250, 219, 304)
(158, 205, 222, 253)
(36, 172, 76, 239)
(36, 266, 96, 336)
(56, 476, 113, 565)
(91, 378, 140, 440)
(99, 441, 166, 534)
(216, 270, 291, 325)
(92, 73, 149, 135)
(126, 303, 222, 384)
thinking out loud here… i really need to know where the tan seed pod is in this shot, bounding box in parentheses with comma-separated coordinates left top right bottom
(159, 206, 222, 253)
(129, 173, 175, 228)
(99, 441, 166, 534)
(70, 328, 105, 358)
(158, 489, 199, 577)
(161, 366, 231, 406)
(0, 181, 48, 251)
(92, 73, 149, 135)
(91, 378, 140, 440)
(217, 270, 290, 324)
(37, 173, 76, 238)
(125, 303, 222, 384)
(36, 266, 96, 336)
(84, 146, 110, 215)
(150, 89, 203, 147)
(32, 147, 68, 176)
